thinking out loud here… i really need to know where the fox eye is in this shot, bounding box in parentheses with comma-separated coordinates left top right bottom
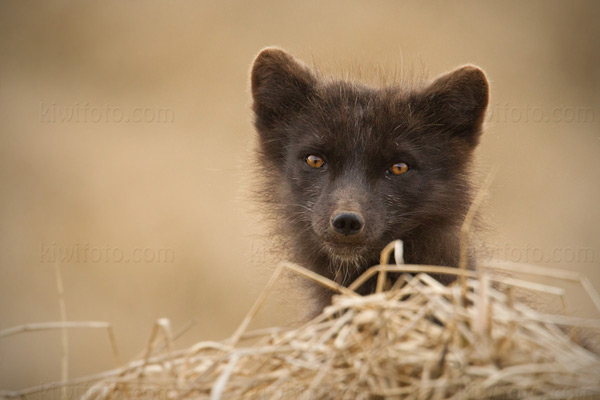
(305, 155, 325, 169)
(388, 162, 409, 175)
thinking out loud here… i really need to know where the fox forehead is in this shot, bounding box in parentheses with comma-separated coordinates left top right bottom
(288, 85, 429, 160)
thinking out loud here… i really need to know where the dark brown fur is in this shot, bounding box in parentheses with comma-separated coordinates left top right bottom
(250, 48, 488, 311)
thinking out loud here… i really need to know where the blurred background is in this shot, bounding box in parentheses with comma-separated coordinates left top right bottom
(1, 0, 599, 393)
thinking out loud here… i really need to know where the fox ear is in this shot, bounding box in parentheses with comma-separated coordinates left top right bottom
(251, 47, 317, 130)
(423, 65, 489, 147)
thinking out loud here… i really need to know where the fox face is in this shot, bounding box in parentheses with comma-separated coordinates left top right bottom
(251, 48, 488, 287)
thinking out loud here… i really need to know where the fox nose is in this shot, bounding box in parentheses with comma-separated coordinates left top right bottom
(331, 212, 364, 236)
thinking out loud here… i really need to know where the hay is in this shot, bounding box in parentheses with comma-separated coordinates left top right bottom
(2, 243, 600, 399)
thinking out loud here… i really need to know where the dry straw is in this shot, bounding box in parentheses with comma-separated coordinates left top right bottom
(2, 244, 599, 400)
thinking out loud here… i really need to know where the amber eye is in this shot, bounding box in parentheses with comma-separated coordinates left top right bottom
(388, 162, 409, 175)
(305, 155, 325, 169)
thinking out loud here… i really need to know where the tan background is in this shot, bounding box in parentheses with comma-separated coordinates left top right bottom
(1, 0, 599, 393)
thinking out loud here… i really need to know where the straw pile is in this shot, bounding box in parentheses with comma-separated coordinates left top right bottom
(2, 242, 600, 400)
(71, 243, 599, 399)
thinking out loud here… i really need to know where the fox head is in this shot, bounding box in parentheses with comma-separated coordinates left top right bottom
(250, 48, 488, 281)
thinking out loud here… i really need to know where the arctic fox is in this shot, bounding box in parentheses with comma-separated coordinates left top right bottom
(250, 48, 488, 310)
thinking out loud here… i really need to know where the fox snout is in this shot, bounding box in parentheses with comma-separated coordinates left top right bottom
(320, 181, 373, 247)
(330, 211, 364, 237)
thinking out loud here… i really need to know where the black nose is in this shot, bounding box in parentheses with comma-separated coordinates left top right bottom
(331, 212, 364, 236)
